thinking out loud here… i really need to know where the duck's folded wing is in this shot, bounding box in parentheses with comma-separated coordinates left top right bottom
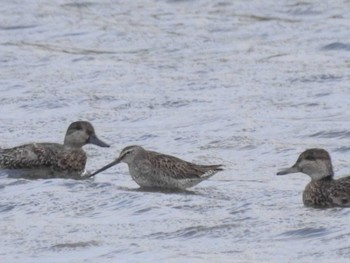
(0, 144, 54, 169)
(329, 177, 350, 207)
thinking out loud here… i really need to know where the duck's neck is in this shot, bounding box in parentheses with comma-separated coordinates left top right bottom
(63, 142, 84, 150)
(320, 174, 334, 181)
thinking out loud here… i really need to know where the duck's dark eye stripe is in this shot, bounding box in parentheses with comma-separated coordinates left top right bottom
(305, 155, 316, 161)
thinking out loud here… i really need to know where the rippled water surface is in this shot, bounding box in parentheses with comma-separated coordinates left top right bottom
(1, 0, 350, 262)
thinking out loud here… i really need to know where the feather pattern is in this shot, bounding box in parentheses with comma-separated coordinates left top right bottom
(303, 176, 350, 207)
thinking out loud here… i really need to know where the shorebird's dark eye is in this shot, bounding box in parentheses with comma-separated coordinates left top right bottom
(122, 151, 132, 158)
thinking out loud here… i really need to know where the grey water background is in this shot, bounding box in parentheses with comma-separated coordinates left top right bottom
(1, 0, 350, 262)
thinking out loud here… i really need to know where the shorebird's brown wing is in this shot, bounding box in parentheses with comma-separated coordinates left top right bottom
(147, 151, 223, 180)
(0, 143, 55, 169)
(329, 177, 350, 207)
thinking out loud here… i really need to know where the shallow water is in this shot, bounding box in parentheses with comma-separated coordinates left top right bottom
(1, 0, 350, 262)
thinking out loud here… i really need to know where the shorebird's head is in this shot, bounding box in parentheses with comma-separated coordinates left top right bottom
(89, 145, 144, 177)
(117, 145, 144, 164)
(64, 121, 110, 148)
(277, 148, 334, 181)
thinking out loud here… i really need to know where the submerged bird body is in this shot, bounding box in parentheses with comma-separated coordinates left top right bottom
(303, 176, 350, 207)
(0, 121, 109, 179)
(90, 145, 223, 190)
(277, 148, 350, 208)
(127, 149, 222, 189)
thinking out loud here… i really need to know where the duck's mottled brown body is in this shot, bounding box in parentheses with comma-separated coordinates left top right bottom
(303, 176, 350, 208)
(0, 121, 109, 179)
(90, 145, 223, 190)
(277, 148, 350, 208)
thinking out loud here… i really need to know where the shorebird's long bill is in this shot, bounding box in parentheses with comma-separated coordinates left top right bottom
(89, 158, 121, 177)
(277, 165, 300, 175)
(88, 135, 110, 148)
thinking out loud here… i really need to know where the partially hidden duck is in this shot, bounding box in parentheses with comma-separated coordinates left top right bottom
(277, 148, 350, 208)
(0, 121, 109, 179)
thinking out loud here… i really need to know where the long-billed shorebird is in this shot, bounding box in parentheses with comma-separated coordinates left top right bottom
(277, 148, 350, 208)
(90, 145, 223, 190)
(0, 121, 110, 179)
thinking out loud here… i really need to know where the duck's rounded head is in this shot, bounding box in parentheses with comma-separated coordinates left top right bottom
(64, 121, 110, 148)
(277, 148, 334, 181)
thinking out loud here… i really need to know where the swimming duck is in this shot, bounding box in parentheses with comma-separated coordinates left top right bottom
(0, 121, 109, 179)
(89, 145, 223, 190)
(277, 148, 350, 208)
